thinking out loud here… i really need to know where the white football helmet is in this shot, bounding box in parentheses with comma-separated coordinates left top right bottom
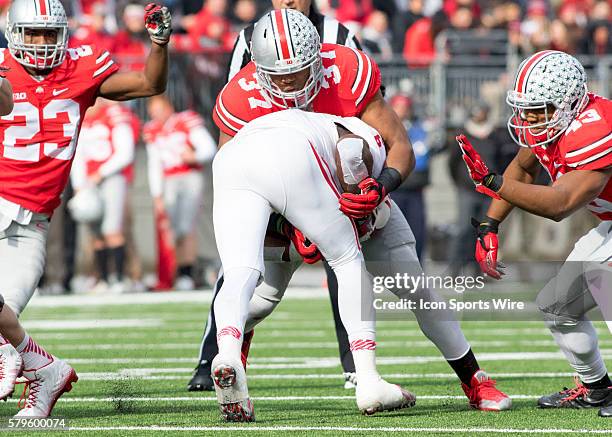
(250, 9, 323, 109)
(506, 50, 588, 148)
(67, 187, 103, 224)
(6, 0, 69, 70)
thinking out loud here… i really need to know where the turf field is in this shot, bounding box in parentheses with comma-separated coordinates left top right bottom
(9, 288, 612, 436)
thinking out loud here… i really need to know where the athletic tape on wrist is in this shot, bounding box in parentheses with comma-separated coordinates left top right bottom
(337, 137, 368, 185)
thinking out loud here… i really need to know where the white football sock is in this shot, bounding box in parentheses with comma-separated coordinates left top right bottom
(16, 334, 53, 370)
(213, 267, 260, 359)
(331, 257, 379, 380)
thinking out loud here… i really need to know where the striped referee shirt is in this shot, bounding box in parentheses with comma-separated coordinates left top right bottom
(226, 8, 361, 81)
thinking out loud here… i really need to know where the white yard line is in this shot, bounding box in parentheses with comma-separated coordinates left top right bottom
(72, 371, 577, 381)
(28, 287, 330, 308)
(63, 351, 612, 367)
(6, 395, 541, 402)
(39, 340, 577, 350)
(65, 426, 612, 434)
(22, 319, 160, 330)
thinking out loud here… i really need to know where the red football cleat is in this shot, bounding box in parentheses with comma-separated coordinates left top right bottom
(461, 370, 512, 411)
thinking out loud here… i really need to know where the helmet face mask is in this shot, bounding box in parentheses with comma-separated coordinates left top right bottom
(251, 9, 323, 109)
(256, 55, 323, 109)
(6, 0, 69, 70)
(506, 51, 588, 149)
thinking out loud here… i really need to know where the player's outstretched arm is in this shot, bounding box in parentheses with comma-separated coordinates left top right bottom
(98, 4, 171, 100)
(498, 167, 612, 222)
(0, 72, 14, 116)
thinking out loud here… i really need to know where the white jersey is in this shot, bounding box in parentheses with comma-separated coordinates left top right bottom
(231, 110, 387, 191)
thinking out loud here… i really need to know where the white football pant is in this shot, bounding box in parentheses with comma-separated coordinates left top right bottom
(0, 218, 48, 316)
(212, 127, 375, 360)
(247, 200, 471, 361)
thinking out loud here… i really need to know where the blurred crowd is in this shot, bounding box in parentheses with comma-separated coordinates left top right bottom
(0, 0, 607, 59)
(29, 0, 609, 294)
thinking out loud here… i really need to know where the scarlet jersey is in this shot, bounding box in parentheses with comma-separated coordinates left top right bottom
(213, 44, 381, 136)
(0, 45, 118, 215)
(143, 110, 207, 175)
(527, 94, 612, 221)
(78, 104, 137, 182)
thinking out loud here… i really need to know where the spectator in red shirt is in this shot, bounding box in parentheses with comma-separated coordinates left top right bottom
(443, 0, 480, 21)
(331, 0, 374, 24)
(112, 3, 149, 72)
(403, 10, 448, 67)
(182, 0, 235, 50)
(69, 2, 113, 51)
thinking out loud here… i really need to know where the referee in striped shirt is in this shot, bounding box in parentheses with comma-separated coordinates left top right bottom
(226, 0, 361, 81)
(187, 0, 360, 392)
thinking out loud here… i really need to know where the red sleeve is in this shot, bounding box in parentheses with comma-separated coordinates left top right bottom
(89, 46, 119, 86)
(562, 98, 612, 171)
(564, 134, 612, 171)
(354, 50, 381, 115)
(212, 81, 250, 137)
(328, 45, 381, 117)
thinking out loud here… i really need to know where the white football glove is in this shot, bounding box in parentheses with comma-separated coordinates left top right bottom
(144, 3, 172, 45)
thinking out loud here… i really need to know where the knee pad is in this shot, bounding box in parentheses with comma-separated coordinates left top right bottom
(245, 293, 279, 331)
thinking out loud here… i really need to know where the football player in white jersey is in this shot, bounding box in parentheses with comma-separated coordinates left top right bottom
(0, 0, 171, 417)
(212, 110, 419, 421)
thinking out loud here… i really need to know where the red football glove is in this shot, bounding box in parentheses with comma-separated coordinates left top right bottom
(339, 178, 386, 219)
(472, 218, 505, 280)
(282, 222, 322, 264)
(144, 3, 172, 45)
(456, 134, 502, 200)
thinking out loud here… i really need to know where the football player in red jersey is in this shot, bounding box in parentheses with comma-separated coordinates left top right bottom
(456, 50, 612, 415)
(211, 9, 510, 414)
(71, 99, 137, 294)
(144, 95, 216, 291)
(0, 0, 171, 417)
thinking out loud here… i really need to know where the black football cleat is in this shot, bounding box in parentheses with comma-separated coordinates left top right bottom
(538, 378, 612, 409)
(599, 404, 612, 417)
(187, 363, 214, 392)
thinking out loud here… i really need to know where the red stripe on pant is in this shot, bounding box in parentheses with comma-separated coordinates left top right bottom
(350, 339, 376, 351)
(217, 326, 242, 340)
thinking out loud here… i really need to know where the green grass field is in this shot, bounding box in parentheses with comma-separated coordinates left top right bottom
(8, 290, 612, 436)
